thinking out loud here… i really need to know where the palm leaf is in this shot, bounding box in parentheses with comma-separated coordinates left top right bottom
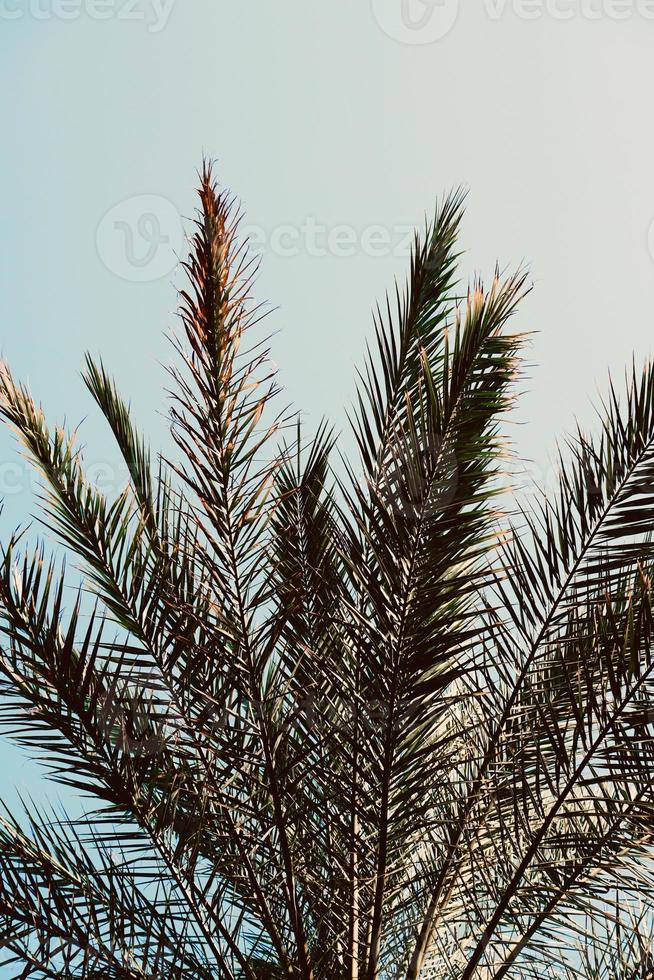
(1, 163, 654, 979)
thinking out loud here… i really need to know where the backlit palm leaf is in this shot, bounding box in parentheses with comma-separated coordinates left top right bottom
(0, 164, 653, 979)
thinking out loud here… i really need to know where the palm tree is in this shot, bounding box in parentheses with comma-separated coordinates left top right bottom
(1, 164, 654, 979)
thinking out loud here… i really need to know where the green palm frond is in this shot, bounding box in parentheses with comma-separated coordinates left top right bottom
(0, 801, 214, 979)
(1, 163, 653, 979)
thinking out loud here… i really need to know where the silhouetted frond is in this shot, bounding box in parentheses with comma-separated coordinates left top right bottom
(1, 163, 653, 979)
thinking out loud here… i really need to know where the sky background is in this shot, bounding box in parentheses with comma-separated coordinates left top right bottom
(1, 1, 654, 965)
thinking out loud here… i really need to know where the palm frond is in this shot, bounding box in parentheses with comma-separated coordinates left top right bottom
(2, 164, 654, 980)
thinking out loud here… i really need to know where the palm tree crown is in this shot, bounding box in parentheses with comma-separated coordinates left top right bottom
(1, 165, 654, 978)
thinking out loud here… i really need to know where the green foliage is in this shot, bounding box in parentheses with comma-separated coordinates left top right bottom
(0, 164, 653, 978)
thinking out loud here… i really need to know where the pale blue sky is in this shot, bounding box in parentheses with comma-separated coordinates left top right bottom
(2, 1, 654, 965)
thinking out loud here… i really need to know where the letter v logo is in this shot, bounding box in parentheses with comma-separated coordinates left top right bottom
(371, 0, 460, 43)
